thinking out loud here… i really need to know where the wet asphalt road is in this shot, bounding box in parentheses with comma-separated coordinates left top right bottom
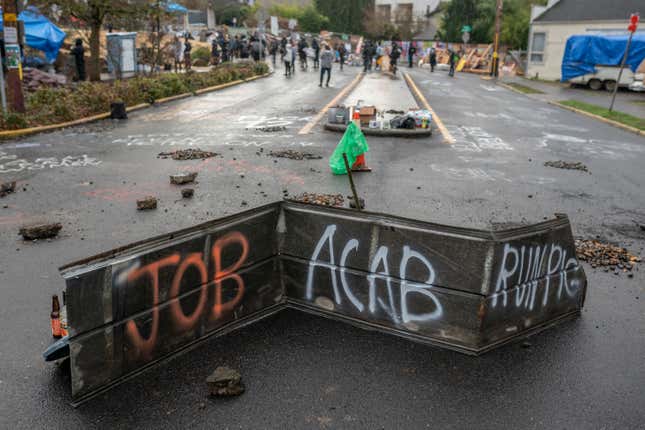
(0, 62, 644, 429)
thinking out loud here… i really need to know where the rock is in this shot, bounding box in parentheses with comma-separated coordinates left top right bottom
(19, 223, 62, 240)
(256, 125, 287, 132)
(348, 196, 365, 209)
(0, 181, 16, 198)
(206, 366, 245, 397)
(170, 172, 198, 185)
(181, 188, 194, 199)
(137, 196, 158, 210)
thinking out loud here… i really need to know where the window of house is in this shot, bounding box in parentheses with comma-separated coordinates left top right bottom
(396, 3, 413, 23)
(530, 32, 546, 63)
(377, 5, 391, 21)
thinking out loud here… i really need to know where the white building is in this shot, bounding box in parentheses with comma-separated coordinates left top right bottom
(375, 0, 445, 40)
(527, 0, 645, 80)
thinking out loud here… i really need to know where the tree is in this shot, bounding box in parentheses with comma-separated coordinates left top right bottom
(36, 0, 138, 81)
(439, 0, 547, 48)
(299, 6, 330, 33)
(314, 0, 374, 35)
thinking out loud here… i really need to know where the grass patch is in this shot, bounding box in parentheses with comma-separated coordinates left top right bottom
(559, 100, 645, 131)
(631, 100, 645, 105)
(505, 82, 545, 94)
(0, 62, 270, 131)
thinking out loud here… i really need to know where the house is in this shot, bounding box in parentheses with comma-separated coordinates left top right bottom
(375, 0, 446, 40)
(527, 0, 645, 80)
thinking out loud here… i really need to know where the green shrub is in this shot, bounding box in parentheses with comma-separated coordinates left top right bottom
(1, 63, 266, 131)
(192, 47, 211, 63)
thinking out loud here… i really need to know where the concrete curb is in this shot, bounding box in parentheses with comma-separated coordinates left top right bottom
(547, 101, 645, 137)
(324, 122, 432, 137)
(0, 71, 273, 142)
(497, 81, 645, 137)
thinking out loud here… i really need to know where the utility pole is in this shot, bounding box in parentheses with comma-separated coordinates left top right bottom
(490, 0, 503, 78)
(609, 13, 639, 112)
(2, 0, 25, 112)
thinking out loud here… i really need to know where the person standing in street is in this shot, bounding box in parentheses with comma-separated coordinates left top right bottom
(183, 37, 192, 70)
(408, 43, 417, 68)
(71, 39, 86, 81)
(270, 39, 279, 66)
(429, 48, 437, 72)
(319, 44, 333, 87)
(448, 49, 457, 77)
(338, 43, 346, 71)
(284, 42, 294, 76)
(312, 38, 320, 69)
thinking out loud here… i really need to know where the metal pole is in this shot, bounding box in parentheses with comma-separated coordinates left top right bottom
(3, 0, 25, 112)
(609, 31, 633, 112)
(342, 153, 362, 211)
(490, 0, 503, 78)
(0, 52, 8, 114)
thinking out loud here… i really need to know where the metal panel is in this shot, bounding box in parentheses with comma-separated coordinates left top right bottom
(57, 201, 587, 403)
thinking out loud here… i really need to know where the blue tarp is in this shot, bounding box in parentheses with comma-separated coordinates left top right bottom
(0, 7, 66, 63)
(165, 2, 188, 14)
(562, 34, 645, 82)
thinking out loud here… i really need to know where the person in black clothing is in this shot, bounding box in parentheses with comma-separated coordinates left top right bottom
(408, 44, 417, 68)
(362, 41, 372, 72)
(312, 38, 320, 69)
(270, 39, 279, 66)
(71, 39, 86, 81)
(183, 38, 192, 70)
(448, 50, 457, 77)
(429, 48, 437, 72)
(338, 43, 346, 71)
(389, 42, 400, 74)
(298, 38, 308, 70)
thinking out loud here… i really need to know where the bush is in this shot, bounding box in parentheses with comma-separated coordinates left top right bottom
(192, 47, 211, 63)
(0, 63, 268, 131)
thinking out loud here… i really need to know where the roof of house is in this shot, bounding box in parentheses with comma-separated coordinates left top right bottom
(534, 0, 645, 22)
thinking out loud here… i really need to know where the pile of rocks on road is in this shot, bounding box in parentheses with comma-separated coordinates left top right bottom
(158, 149, 218, 160)
(1, 181, 16, 198)
(544, 160, 589, 172)
(268, 150, 322, 160)
(290, 192, 344, 207)
(575, 239, 640, 276)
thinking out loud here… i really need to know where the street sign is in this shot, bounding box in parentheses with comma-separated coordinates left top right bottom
(4, 26, 17, 44)
(461, 25, 472, 33)
(628, 13, 639, 33)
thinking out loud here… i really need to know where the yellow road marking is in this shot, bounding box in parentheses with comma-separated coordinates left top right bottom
(298, 72, 365, 135)
(403, 72, 455, 144)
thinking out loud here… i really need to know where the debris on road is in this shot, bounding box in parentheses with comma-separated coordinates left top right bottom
(269, 150, 322, 160)
(158, 149, 218, 160)
(19, 223, 62, 240)
(256, 125, 287, 132)
(290, 192, 344, 207)
(170, 172, 198, 185)
(348, 196, 365, 209)
(137, 196, 158, 211)
(544, 161, 589, 172)
(207, 367, 245, 397)
(181, 188, 194, 199)
(575, 239, 641, 272)
(1, 181, 16, 197)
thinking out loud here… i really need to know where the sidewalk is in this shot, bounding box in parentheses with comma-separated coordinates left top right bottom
(500, 76, 645, 119)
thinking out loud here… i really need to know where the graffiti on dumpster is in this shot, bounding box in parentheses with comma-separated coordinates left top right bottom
(492, 242, 582, 311)
(117, 231, 249, 360)
(305, 224, 444, 325)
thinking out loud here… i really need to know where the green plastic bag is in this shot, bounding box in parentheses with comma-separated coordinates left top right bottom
(329, 122, 369, 175)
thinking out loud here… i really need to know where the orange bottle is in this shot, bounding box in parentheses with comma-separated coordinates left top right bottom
(51, 295, 61, 338)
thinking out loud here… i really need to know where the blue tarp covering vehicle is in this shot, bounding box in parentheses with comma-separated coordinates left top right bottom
(561, 34, 645, 82)
(0, 7, 66, 63)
